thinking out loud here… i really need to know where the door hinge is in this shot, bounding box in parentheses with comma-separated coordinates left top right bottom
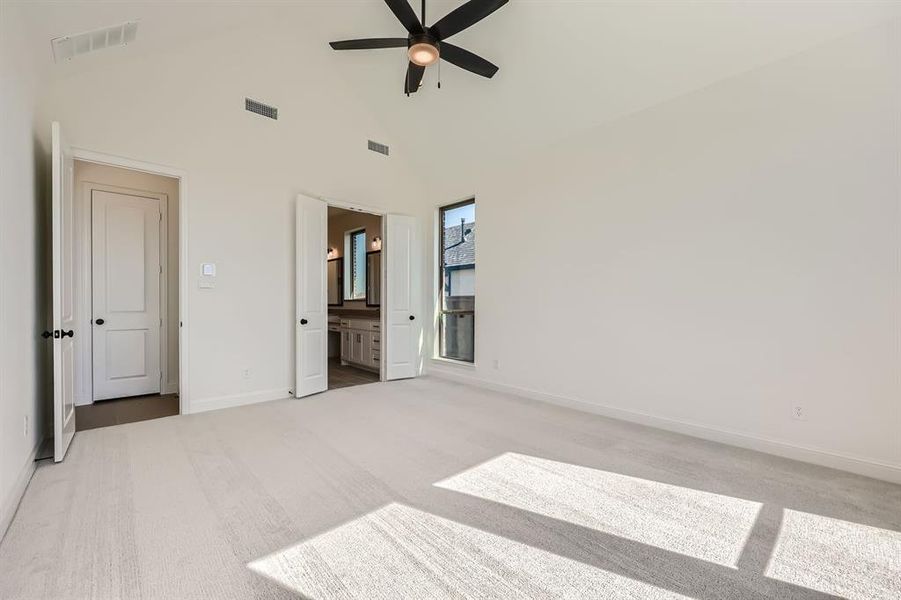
(159, 212, 163, 222)
(160, 318, 163, 327)
(159, 264, 163, 274)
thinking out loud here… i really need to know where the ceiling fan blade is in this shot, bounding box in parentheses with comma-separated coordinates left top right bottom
(431, 0, 508, 40)
(404, 62, 426, 94)
(330, 38, 409, 50)
(385, 0, 423, 35)
(440, 42, 498, 78)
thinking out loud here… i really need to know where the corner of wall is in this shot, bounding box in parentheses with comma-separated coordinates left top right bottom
(0, 445, 39, 543)
(0, 0, 53, 543)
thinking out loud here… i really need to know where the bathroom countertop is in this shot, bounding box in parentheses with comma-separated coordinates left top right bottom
(328, 310, 380, 319)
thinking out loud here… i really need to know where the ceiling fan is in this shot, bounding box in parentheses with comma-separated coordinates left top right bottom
(329, 0, 508, 95)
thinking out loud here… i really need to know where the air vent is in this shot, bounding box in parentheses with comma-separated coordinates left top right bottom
(368, 140, 389, 156)
(51, 21, 138, 63)
(245, 98, 278, 120)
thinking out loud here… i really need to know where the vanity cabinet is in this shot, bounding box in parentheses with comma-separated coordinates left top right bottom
(340, 329, 353, 362)
(338, 318, 380, 372)
(351, 331, 365, 364)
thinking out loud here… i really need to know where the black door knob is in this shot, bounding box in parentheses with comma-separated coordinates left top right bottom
(300, 318, 308, 325)
(409, 315, 415, 321)
(95, 318, 105, 325)
(41, 330, 53, 339)
(61, 329, 74, 338)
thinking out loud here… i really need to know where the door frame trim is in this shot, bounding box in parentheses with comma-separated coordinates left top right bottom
(71, 148, 189, 414)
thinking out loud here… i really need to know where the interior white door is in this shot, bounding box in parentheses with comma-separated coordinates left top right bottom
(51, 122, 76, 462)
(295, 194, 328, 397)
(385, 214, 421, 380)
(91, 190, 162, 400)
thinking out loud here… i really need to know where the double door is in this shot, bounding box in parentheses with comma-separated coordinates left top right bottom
(295, 194, 419, 398)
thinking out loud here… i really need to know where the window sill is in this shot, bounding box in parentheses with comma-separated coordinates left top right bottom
(430, 356, 477, 369)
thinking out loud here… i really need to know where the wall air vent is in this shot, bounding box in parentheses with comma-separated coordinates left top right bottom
(51, 21, 138, 63)
(245, 98, 278, 120)
(368, 140, 389, 156)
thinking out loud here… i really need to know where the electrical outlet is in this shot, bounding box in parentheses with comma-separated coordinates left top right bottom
(792, 405, 806, 421)
(23, 415, 28, 437)
(242, 368, 252, 380)
(493, 359, 500, 370)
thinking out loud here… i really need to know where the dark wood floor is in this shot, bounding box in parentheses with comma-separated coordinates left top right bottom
(75, 394, 179, 431)
(328, 358, 380, 390)
(74, 365, 374, 431)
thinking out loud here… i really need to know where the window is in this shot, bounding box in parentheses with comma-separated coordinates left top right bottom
(345, 229, 366, 300)
(439, 199, 475, 362)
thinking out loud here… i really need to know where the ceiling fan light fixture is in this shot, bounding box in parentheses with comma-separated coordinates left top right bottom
(329, 0, 509, 94)
(408, 41, 439, 66)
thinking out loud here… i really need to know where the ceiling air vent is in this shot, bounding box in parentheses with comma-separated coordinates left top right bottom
(245, 98, 278, 120)
(51, 21, 138, 63)
(368, 140, 389, 156)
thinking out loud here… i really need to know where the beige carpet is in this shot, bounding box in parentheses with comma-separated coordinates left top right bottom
(1, 377, 898, 599)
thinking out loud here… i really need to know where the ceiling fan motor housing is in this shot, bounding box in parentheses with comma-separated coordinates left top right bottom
(409, 32, 439, 48)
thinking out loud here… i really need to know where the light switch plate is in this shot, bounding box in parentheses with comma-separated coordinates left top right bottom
(199, 280, 215, 289)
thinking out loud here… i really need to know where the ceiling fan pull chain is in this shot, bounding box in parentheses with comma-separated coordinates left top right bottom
(438, 55, 441, 89)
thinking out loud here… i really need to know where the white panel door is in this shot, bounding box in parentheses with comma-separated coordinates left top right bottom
(385, 215, 421, 380)
(51, 122, 76, 461)
(91, 190, 162, 400)
(295, 194, 328, 397)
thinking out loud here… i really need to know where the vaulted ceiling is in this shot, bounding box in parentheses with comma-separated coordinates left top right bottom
(16, 0, 901, 186)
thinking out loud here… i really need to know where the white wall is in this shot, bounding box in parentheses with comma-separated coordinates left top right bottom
(0, 2, 49, 538)
(72, 162, 180, 403)
(37, 14, 427, 412)
(429, 22, 901, 481)
(12, 4, 899, 490)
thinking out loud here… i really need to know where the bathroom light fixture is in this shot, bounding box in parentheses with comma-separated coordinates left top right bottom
(327, 247, 336, 258)
(372, 237, 382, 251)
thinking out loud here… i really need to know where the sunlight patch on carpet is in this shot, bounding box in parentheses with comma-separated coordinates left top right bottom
(765, 509, 901, 599)
(248, 503, 692, 599)
(435, 452, 761, 567)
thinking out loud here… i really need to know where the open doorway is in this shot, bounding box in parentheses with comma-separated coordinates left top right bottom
(326, 206, 382, 390)
(295, 194, 419, 398)
(71, 160, 180, 430)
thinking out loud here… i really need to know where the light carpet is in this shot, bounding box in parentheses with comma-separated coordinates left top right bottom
(0, 377, 898, 599)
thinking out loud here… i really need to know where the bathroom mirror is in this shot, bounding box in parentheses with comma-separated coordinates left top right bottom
(366, 251, 381, 307)
(327, 257, 343, 306)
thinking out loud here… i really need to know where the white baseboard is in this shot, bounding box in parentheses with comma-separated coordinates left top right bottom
(427, 366, 901, 485)
(0, 442, 40, 544)
(189, 388, 290, 414)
